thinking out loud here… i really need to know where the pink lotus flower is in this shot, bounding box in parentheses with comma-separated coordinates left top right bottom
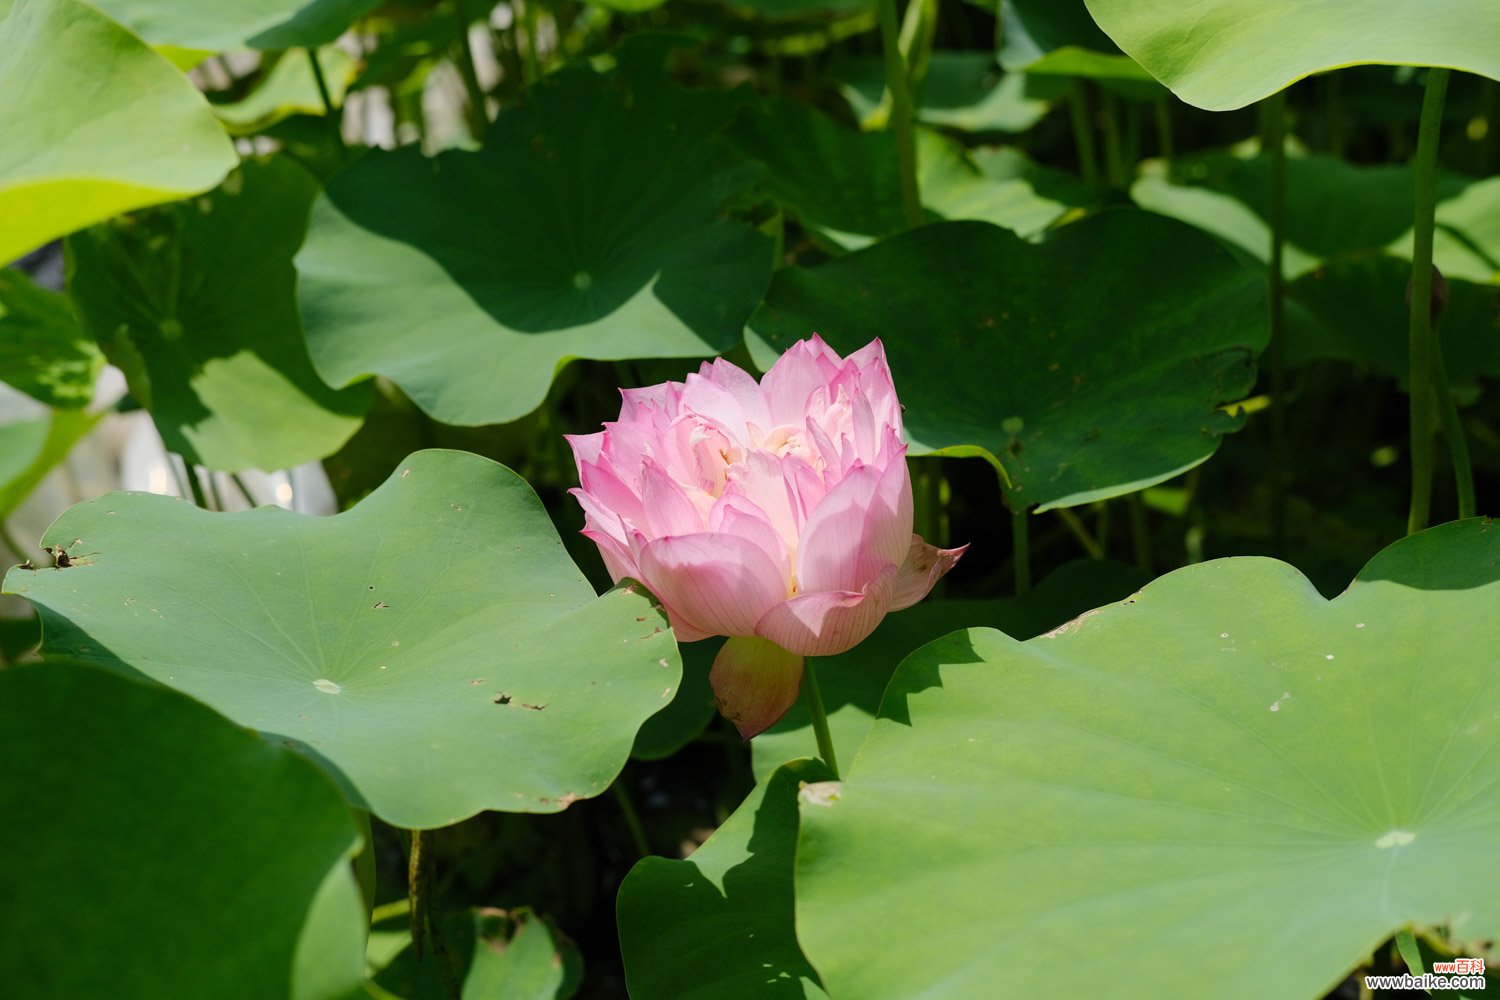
(567, 336, 965, 738)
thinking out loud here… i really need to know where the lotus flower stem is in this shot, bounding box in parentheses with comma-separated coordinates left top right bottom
(612, 778, 652, 857)
(1432, 321, 1476, 519)
(452, 0, 489, 141)
(230, 473, 257, 507)
(1012, 509, 1031, 596)
(1069, 81, 1101, 186)
(305, 48, 345, 153)
(1127, 494, 1152, 573)
(1154, 96, 1175, 181)
(1407, 68, 1451, 534)
(1055, 507, 1104, 560)
(179, 456, 210, 511)
(0, 519, 29, 565)
(1261, 88, 1289, 555)
(206, 474, 227, 513)
(877, 0, 923, 227)
(1101, 91, 1125, 186)
(802, 658, 839, 779)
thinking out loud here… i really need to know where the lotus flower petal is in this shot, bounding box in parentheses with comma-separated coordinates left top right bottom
(638, 533, 789, 640)
(890, 536, 969, 612)
(755, 564, 899, 657)
(710, 636, 806, 739)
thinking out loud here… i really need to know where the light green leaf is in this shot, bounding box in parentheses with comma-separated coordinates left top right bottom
(0, 409, 102, 521)
(1130, 153, 1476, 280)
(0, 659, 362, 1000)
(94, 0, 382, 52)
(748, 212, 1266, 511)
(796, 520, 1500, 998)
(0, 269, 102, 408)
(752, 559, 1150, 780)
(0, 0, 237, 265)
(998, 0, 1161, 98)
(1085, 0, 1500, 111)
(632, 638, 718, 761)
(214, 47, 353, 135)
(297, 49, 772, 426)
(835, 52, 1057, 134)
(3, 449, 683, 829)
(618, 759, 832, 1000)
(67, 156, 371, 471)
(369, 907, 582, 1000)
(1393, 175, 1500, 285)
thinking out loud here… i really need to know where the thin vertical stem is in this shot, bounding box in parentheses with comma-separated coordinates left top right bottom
(305, 48, 345, 152)
(802, 658, 839, 779)
(0, 520, 30, 564)
(452, 0, 489, 140)
(877, 0, 923, 227)
(520, 0, 542, 83)
(1126, 494, 1152, 573)
(1055, 507, 1104, 559)
(611, 779, 651, 857)
(1101, 89, 1125, 186)
(1432, 321, 1476, 518)
(408, 828, 429, 959)
(1154, 96, 1175, 180)
(180, 458, 210, 510)
(1069, 81, 1100, 185)
(206, 474, 226, 513)
(230, 473, 257, 507)
(1408, 68, 1452, 535)
(1262, 89, 1289, 555)
(1011, 509, 1031, 596)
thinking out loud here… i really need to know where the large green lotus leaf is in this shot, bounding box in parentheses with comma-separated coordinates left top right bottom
(297, 56, 772, 426)
(835, 52, 1057, 135)
(1131, 154, 1476, 279)
(0, 659, 363, 1000)
(618, 759, 832, 1000)
(1286, 254, 1500, 386)
(752, 558, 1149, 780)
(0, 0, 237, 265)
(1085, 0, 1500, 111)
(2, 450, 682, 829)
(795, 519, 1500, 999)
(67, 156, 371, 472)
(748, 212, 1265, 511)
(93, 0, 381, 51)
(0, 268, 102, 407)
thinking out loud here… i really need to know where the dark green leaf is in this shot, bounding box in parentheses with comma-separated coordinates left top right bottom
(297, 50, 773, 425)
(749, 212, 1266, 511)
(67, 156, 371, 471)
(0, 659, 362, 1000)
(618, 759, 832, 1000)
